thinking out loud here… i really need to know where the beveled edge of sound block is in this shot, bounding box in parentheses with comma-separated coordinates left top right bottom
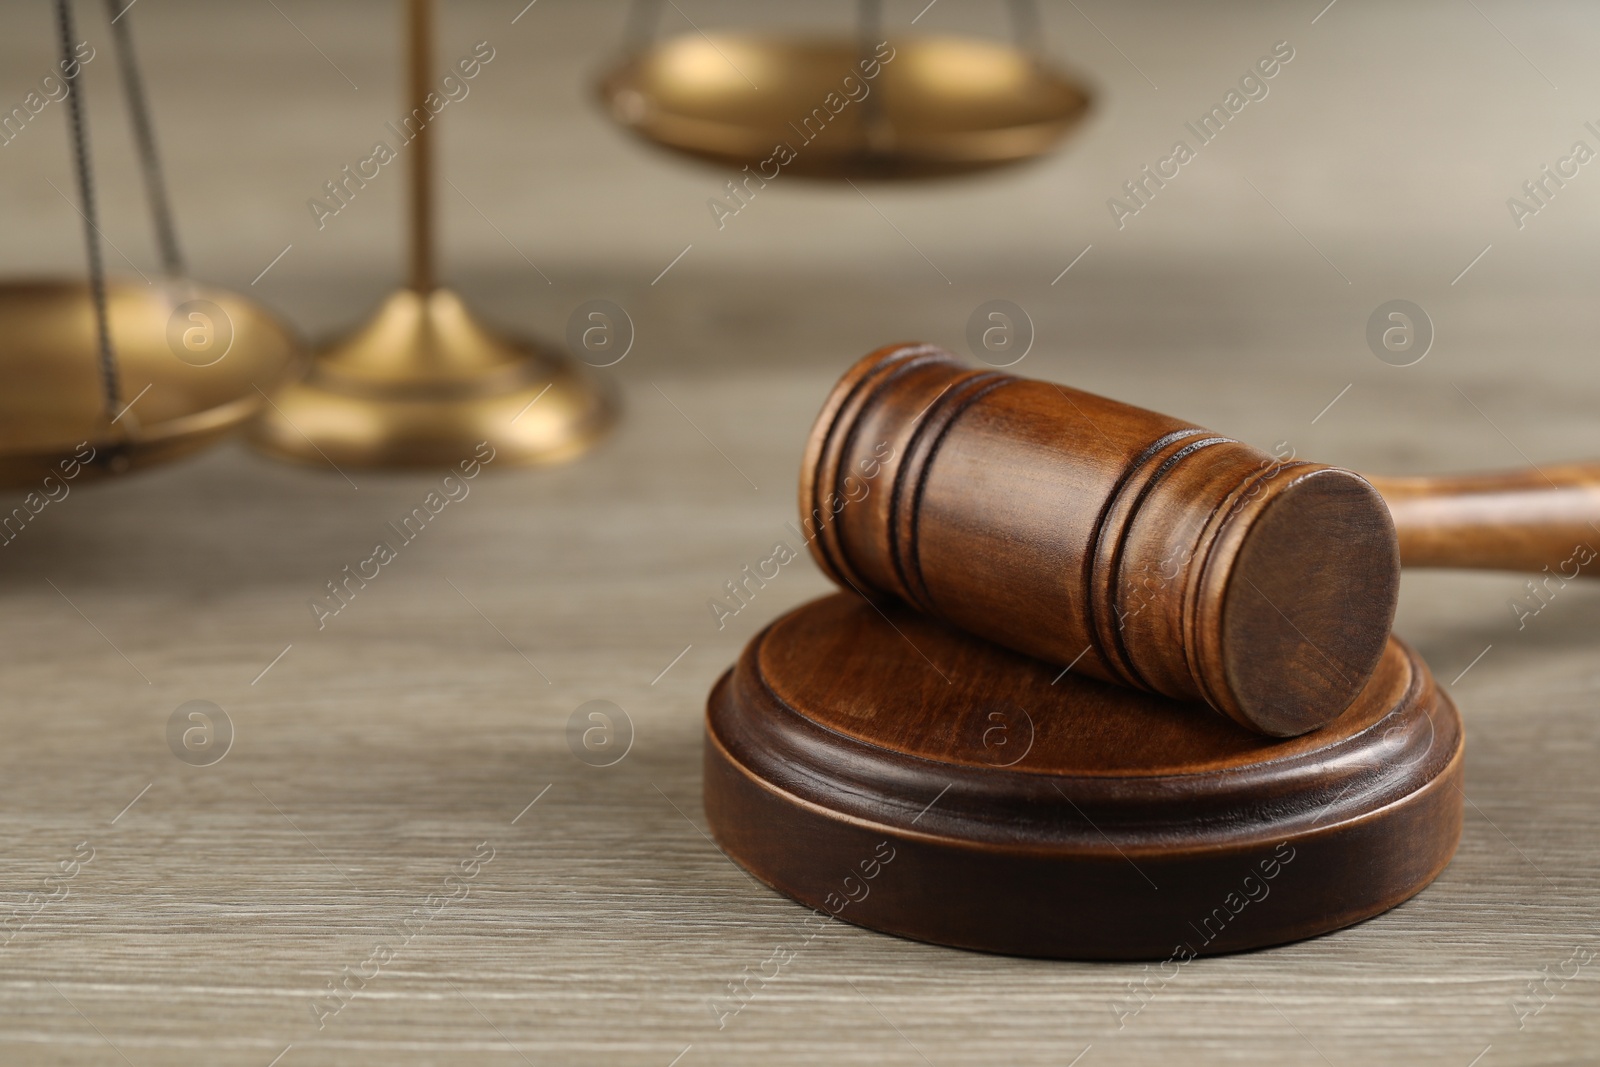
(704, 594, 1463, 960)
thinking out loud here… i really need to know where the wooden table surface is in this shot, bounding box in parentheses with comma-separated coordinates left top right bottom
(3, 2, 1598, 1064)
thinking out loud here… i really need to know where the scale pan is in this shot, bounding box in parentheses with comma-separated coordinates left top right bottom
(598, 33, 1092, 179)
(0, 279, 305, 488)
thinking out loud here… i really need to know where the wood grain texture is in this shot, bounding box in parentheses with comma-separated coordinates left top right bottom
(0, 379, 1595, 1067)
(2, 361, 1594, 1067)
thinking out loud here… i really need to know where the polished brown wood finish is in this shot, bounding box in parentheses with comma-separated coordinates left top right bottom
(704, 593, 1463, 960)
(1368, 465, 1600, 572)
(801, 344, 1401, 737)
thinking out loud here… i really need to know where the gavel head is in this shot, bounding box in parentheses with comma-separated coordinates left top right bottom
(799, 344, 1401, 737)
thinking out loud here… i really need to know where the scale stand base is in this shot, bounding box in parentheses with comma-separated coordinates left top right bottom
(249, 287, 614, 470)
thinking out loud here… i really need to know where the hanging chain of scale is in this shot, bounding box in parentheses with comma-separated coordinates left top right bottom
(0, 0, 302, 488)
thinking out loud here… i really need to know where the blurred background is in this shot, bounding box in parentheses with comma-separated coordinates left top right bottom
(4, 0, 1598, 399)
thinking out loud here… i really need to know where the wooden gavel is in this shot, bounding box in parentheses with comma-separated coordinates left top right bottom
(802, 344, 1600, 736)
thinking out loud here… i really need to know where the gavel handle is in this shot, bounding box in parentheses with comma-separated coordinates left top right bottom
(1365, 465, 1600, 573)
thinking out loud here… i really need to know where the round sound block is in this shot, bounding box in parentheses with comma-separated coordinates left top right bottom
(705, 593, 1463, 959)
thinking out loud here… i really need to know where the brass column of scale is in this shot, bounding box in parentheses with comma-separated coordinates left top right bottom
(250, 0, 613, 470)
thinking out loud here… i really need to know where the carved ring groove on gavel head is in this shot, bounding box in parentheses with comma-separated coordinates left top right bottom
(799, 344, 1401, 737)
